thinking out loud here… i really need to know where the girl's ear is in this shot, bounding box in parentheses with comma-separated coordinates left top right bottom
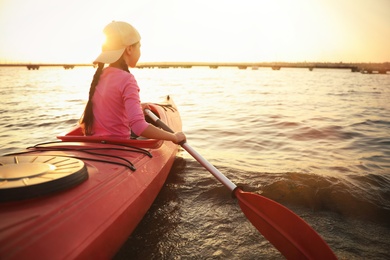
(125, 45, 133, 55)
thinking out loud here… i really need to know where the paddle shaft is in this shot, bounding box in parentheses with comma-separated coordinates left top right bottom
(145, 109, 237, 192)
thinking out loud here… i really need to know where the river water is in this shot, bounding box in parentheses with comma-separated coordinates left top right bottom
(1, 66, 389, 259)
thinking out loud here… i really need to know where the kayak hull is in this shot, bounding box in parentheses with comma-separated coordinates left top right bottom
(0, 98, 181, 259)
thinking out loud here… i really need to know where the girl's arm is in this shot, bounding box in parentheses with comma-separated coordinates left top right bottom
(140, 124, 186, 144)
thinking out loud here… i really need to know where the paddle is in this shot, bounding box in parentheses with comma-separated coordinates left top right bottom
(145, 109, 337, 259)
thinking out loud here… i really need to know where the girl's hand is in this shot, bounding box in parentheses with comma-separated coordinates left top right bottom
(173, 132, 186, 144)
(141, 103, 151, 112)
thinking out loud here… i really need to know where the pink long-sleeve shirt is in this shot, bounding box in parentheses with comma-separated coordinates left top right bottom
(91, 67, 149, 138)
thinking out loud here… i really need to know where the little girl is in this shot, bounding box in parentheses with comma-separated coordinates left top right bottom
(80, 21, 186, 144)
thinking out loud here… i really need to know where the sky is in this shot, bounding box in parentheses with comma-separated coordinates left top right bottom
(0, 0, 389, 63)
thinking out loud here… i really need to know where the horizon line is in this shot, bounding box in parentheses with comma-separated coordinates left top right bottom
(0, 61, 389, 66)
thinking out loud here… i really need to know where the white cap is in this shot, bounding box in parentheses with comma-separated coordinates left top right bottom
(94, 21, 141, 64)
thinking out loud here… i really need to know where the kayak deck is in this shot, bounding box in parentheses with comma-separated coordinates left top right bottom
(0, 99, 182, 259)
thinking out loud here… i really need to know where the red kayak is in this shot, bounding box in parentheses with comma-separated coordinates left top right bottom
(0, 96, 181, 259)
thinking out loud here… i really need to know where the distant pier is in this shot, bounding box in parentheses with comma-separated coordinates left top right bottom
(26, 65, 40, 70)
(1, 63, 90, 70)
(137, 62, 389, 74)
(0, 62, 388, 74)
(26, 64, 74, 70)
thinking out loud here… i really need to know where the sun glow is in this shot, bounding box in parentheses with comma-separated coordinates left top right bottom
(0, 0, 389, 63)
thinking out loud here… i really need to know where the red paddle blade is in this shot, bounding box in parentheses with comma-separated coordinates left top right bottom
(235, 188, 337, 260)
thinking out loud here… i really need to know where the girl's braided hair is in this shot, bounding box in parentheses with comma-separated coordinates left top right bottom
(79, 54, 130, 135)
